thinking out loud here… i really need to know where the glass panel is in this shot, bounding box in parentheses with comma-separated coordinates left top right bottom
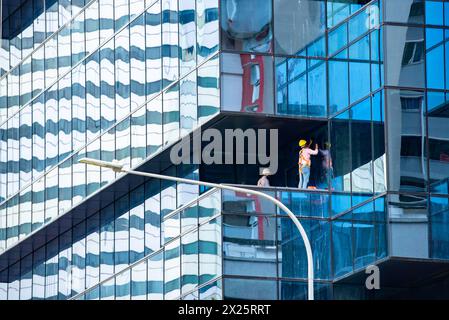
(329, 50, 349, 115)
(278, 218, 331, 280)
(180, 71, 198, 137)
(384, 25, 425, 88)
(274, 0, 325, 56)
(387, 89, 427, 192)
(426, 1, 444, 25)
(163, 83, 180, 145)
(145, 179, 161, 255)
(100, 204, 115, 281)
(179, 0, 196, 76)
(131, 261, 147, 300)
(199, 279, 222, 300)
(199, 217, 222, 285)
(58, 230, 72, 299)
(330, 111, 351, 192)
(223, 214, 276, 277)
(428, 92, 449, 194)
(223, 278, 277, 300)
(146, 95, 163, 156)
(115, 269, 131, 300)
(162, 0, 179, 85)
(220, 0, 273, 53)
(100, 278, 115, 300)
(86, 213, 100, 289)
(20, 254, 33, 300)
(130, 185, 145, 263)
(430, 197, 449, 259)
(130, 15, 146, 115)
(197, 0, 219, 63)
(221, 53, 274, 114)
(45, 238, 59, 300)
(181, 230, 198, 295)
(115, 194, 130, 273)
(198, 54, 220, 123)
(147, 250, 164, 300)
(332, 214, 353, 278)
(351, 98, 373, 194)
(384, 0, 424, 24)
(32, 246, 46, 299)
(164, 239, 181, 299)
(72, 221, 86, 296)
(145, 0, 162, 99)
(279, 281, 331, 300)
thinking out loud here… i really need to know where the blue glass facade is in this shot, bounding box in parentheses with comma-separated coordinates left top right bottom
(0, 0, 449, 300)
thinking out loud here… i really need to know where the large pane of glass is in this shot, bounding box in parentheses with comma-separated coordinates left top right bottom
(100, 204, 115, 281)
(131, 261, 147, 300)
(165, 239, 181, 299)
(220, 0, 273, 53)
(179, 0, 196, 76)
(223, 278, 277, 300)
(145, 179, 161, 255)
(221, 53, 273, 114)
(197, 0, 219, 64)
(115, 194, 130, 273)
(332, 214, 353, 278)
(428, 92, 449, 194)
(198, 54, 220, 123)
(274, 0, 325, 57)
(86, 213, 100, 290)
(351, 98, 373, 194)
(330, 111, 351, 192)
(384, 25, 425, 88)
(223, 214, 276, 277)
(45, 238, 59, 300)
(426, 28, 444, 90)
(279, 218, 331, 280)
(384, 0, 424, 24)
(162, 0, 179, 85)
(199, 217, 222, 285)
(387, 89, 427, 192)
(147, 251, 164, 300)
(130, 185, 145, 263)
(181, 230, 198, 295)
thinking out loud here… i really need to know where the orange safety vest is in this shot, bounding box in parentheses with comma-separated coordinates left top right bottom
(298, 149, 311, 173)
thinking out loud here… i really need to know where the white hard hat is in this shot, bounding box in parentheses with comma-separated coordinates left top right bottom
(261, 168, 273, 176)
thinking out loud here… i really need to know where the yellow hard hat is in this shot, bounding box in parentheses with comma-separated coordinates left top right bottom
(299, 139, 307, 147)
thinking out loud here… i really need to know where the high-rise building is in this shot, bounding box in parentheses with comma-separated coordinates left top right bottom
(0, 0, 449, 300)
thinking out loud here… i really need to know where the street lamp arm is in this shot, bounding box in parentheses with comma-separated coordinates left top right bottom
(79, 158, 314, 300)
(123, 168, 314, 300)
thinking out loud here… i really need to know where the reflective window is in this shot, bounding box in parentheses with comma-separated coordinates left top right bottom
(384, 0, 424, 24)
(384, 25, 425, 88)
(220, 0, 273, 53)
(164, 239, 181, 299)
(426, 28, 444, 90)
(147, 251, 164, 300)
(387, 89, 427, 192)
(181, 230, 199, 295)
(199, 217, 222, 285)
(223, 278, 277, 300)
(274, 0, 325, 56)
(221, 53, 274, 114)
(224, 214, 276, 277)
(278, 218, 331, 280)
(427, 92, 449, 195)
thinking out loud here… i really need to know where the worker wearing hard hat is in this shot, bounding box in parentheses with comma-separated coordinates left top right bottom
(257, 168, 273, 187)
(298, 139, 319, 189)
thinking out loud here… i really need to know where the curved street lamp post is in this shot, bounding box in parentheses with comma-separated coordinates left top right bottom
(79, 158, 315, 300)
